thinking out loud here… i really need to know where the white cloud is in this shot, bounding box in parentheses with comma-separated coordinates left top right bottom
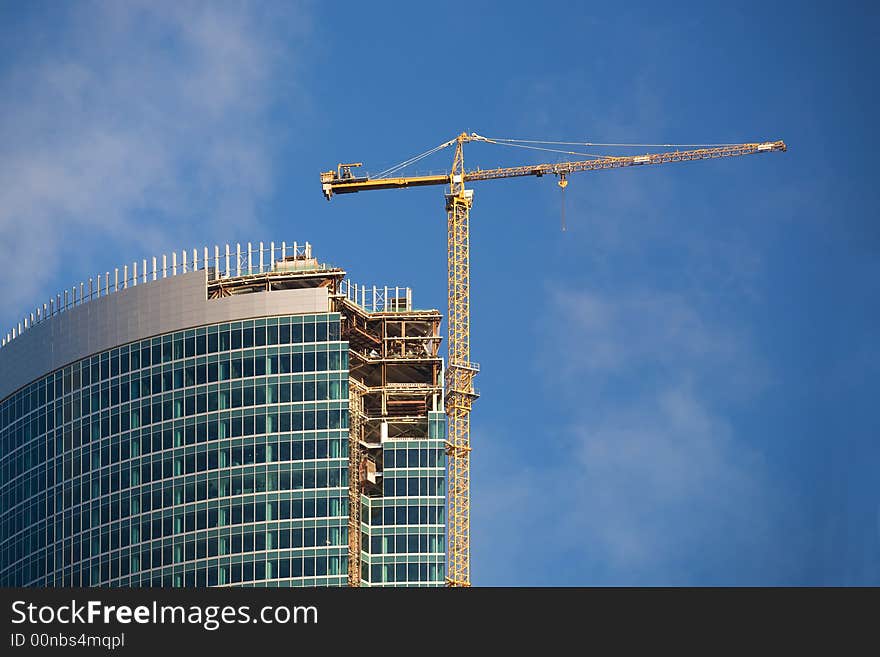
(554, 287, 770, 400)
(0, 1, 308, 327)
(521, 285, 799, 583)
(570, 385, 775, 579)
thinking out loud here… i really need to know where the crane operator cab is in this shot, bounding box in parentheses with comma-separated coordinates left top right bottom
(321, 162, 369, 200)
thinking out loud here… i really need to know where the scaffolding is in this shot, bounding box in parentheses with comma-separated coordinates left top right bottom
(336, 295, 443, 586)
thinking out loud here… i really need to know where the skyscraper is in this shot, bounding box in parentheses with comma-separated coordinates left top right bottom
(0, 242, 445, 587)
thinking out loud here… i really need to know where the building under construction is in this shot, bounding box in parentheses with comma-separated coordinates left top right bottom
(0, 242, 445, 587)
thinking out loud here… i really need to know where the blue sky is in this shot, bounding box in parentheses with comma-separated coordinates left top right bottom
(0, 1, 877, 585)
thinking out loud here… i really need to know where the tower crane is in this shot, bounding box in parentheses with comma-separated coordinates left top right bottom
(320, 132, 787, 587)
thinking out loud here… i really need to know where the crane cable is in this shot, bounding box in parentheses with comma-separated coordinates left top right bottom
(371, 134, 611, 181)
(559, 175, 568, 232)
(373, 138, 456, 179)
(370, 134, 744, 181)
(481, 136, 747, 148)
(477, 136, 616, 159)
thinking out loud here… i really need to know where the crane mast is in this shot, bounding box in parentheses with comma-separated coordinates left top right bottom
(444, 135, 478, 586)
(320, 133, 786, 587)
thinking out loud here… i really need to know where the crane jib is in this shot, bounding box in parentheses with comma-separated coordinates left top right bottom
(320, 140, 786, 198)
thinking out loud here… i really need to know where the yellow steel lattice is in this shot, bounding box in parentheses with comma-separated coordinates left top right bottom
(444, 137, 478, 586)
(347, 383, 364, 586)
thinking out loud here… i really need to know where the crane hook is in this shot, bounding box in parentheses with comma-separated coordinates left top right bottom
(558, 174, 568, 232)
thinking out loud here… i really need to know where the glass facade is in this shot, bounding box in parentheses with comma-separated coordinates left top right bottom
(0, 314, 352, 586)
(360, 412, 446, 586)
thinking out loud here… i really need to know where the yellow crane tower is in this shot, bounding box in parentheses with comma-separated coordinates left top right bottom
(320, 132, 787, 587)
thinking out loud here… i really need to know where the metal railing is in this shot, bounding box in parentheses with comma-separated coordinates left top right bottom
(1, 241, 313, 349)
(338, 280, 412, 313)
